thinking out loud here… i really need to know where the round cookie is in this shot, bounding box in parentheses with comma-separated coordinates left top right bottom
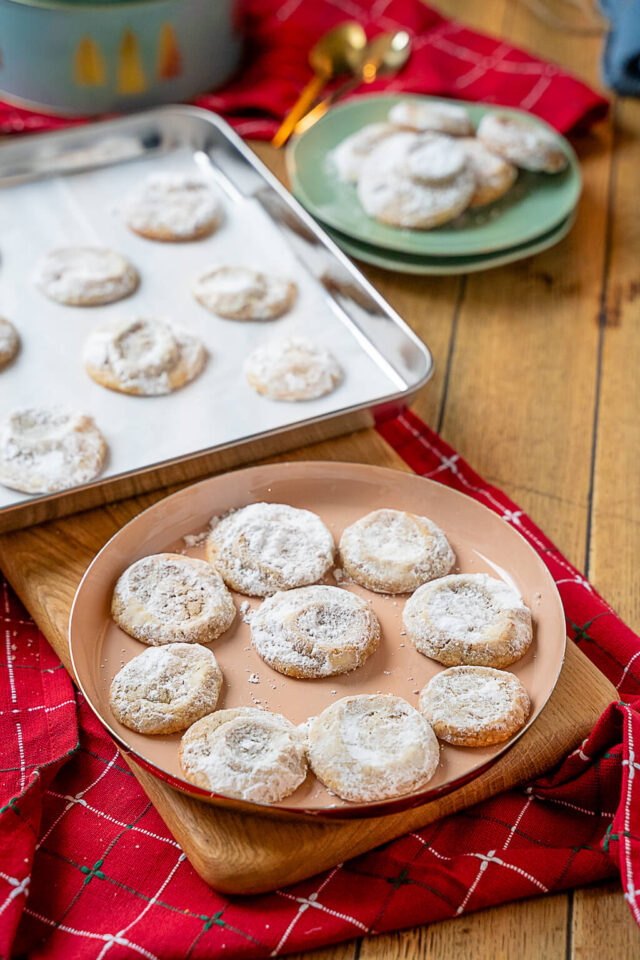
(34, 247, 139, 306)
(83, 316, 207, 396)
(250, 585, 380, 678)
(192, 266, 296, 321)
(388, 99, 473, 136)
(403, 135, 467, 184)
(477, 112, 568, 173)
(339, 508, 455, 594)
(179, 707, 308, 802)
(109, 642, 223, 735)
(112, 553, 236, 646)
(403, 573, 533, 668)
(305, 694, 439, 802)
(0, 407, 106, 494)
(125, 173, 222, 241)
(244, 335, 342, 401)
(329, 122, 399, 183)
(0, 318, 20, 368)
(358, 133, 475, 229)
(418, 665, 531, 746)
(206, 502, 335, 597)
(458, 138, 517, 207)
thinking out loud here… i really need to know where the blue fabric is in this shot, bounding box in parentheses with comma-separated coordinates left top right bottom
(600, 0, 640, 94)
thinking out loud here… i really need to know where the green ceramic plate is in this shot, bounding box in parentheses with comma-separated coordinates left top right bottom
(287, 95, 581, 258)
(322, 211, 576, 275)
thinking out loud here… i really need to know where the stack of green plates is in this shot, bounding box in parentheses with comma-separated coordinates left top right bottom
(286, 95, 581, 275)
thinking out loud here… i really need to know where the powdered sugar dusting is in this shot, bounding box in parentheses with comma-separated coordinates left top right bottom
(207, 502, 335, 596)
(0, 406, 106, 494)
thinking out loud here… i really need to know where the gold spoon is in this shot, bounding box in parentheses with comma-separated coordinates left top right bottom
(295, 30, 412, 135)
(272, 21, 367, 148)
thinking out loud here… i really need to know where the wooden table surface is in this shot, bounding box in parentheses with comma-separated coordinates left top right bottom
(253, 0, 640, 955)
(3, 0, 638, 955)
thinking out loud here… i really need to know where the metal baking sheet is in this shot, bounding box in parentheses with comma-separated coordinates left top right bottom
(0, 107, 433, 531)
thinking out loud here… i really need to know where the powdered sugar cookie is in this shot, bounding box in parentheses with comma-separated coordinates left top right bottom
(110, 643, 223, 735)
(477, 113, 568, 173)
(193, 266, 296, 321)
(339, 508, 455, 594)
(329, 122, 399, 183)
(403, 573, 533, 668)
(34, 247, 139, 306)
(250, 585, 380, 678)
(458, 138, 517, 207)
(0, 318, 20, 367)
(418, 665, 530, 746)
(83, 316, 206, 396)
(306, 694, 439, 802)
(388, 99, 473, 136)
(403, 135, 467, 184)
(179, 707, 308, 802)
(358, 133, 475, 229)
(244, 336, 342, 401)
(125, 173, 222, 241)
(207, 502, 335, 597)
(112, 553, 236, 646)
(0, 407, 106, 494)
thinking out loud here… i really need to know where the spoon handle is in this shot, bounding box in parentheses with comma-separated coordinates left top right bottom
(272, 71, 330, 148)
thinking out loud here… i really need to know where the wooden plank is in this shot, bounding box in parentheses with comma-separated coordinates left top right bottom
(359, 896, 567, 960)
(571, 881, 640, 959)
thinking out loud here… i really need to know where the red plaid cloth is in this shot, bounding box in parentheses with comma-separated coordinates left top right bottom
(1, 410, 640, 960)
(0, 0, 608, 138)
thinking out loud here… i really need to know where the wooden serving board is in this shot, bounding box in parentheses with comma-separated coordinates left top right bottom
(0, 431, 617, 895)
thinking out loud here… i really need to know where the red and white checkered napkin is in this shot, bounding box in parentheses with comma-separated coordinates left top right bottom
(0, 0, 608, 138)
(1, 409, 639, 959)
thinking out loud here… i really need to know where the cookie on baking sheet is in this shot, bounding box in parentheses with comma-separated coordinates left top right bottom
(358, 133, 475, 229)
(206, 502, 335, 597)
(112, 553, 236, 646)
(244, 335, 342, 401)
(403, 573, 533, 668)
(34, 247, 139, 306)
(125, 173, 222, 241)
(418, 665, 531, 747)
(388, 99, 473, 136)
(305, 694, 439, 802)
(83, 316, 206, 396)
(250, 585, 380, 678)
(477, 112, 568, 173)
(0, 406, 106, 494)
(109, 642, 223, 735)
(192, 266, 297, 321)
(329, 122, 399, 183)
(179, 707, 308, 802)
(339, 508, 455, 594)
(458, 138, 518, 207)
(0, 318, 20, 368)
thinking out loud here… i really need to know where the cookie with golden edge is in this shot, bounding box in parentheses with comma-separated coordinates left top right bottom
(305, 694, 439, 802)
(193, 265, 296, 321)
(110, 643, 223, 735)
(125, 173, 222, 241)
(112, 553, 236, 646)
(179, 707, 308, 802)
(206, 502, 335, 597)
(83, 316, 206, 396)
(403, 572, 533, 668)
(249, 585, 380, 678)
(34, 247, 139, 306)
(477, 112, 568, 173)
(418, 665, 531, 746)
(339, 508, 455, 594)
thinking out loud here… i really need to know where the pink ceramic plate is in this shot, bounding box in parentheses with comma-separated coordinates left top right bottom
(69, 461, 566, 820)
